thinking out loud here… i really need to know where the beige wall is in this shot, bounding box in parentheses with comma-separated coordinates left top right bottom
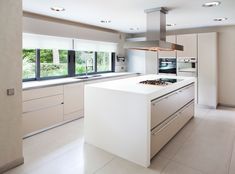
(167, 26, 235, 106)
(0, 0, 23, 172)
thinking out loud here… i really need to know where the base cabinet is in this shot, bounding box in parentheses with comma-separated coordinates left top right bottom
(151, 101, 194, 158)
(63, 83, 84, 121)
(22, 105, 64, 136)
(151, 84, 194, 129)
(22, 74, 137, 137)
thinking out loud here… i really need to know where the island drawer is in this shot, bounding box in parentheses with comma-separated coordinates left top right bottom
(151, 84, 194, 129)
(151, 101, 194, 158)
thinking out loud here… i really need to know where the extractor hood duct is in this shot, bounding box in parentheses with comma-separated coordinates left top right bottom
(124, 7, 183, 52)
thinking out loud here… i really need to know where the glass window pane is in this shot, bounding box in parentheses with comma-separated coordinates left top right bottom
(75, 51, 95, 75)
(22, 49, 36, 79)
(40, 49, 68, 78)
(97, 52, 112, 72)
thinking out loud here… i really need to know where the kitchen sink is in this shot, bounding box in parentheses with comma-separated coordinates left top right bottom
(75, 74, 102, 80)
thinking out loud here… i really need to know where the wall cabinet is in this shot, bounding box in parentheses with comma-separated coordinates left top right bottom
(63, 83, 84, 121)
(158, 35, 177, 58)
(177, 34, 197, 58)
(198, 32, 218, 108)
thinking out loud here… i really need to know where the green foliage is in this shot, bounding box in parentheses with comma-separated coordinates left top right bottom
(97, 52, 111, 71)
(22, 49, 36, 63)
(40, 49, 53, 63)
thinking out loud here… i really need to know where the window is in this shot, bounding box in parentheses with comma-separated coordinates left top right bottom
(40, 49, 68, 78)
(22, 49, 36, 80)
(22, 33, 116, 81)
(97, 52, 112, 72)
(75, 51, 95, 75)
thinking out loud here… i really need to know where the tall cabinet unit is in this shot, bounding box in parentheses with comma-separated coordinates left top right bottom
(198, 32, 218, 108)
(177, 34, 197, 58)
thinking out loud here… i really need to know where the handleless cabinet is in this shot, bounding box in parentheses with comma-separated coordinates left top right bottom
(177, 34, 197, 58)
(63, 83, 84, 121)
(198, 32, 218, 108)
(151, 84, 194, 129)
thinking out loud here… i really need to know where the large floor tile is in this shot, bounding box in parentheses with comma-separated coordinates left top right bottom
(95, 156, 170, 174)
(162, 161, 204, 174)
(173, 138, 232, 174)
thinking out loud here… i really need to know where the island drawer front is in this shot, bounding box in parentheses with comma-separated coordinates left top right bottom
(151, 102, 194, 158)
(23, 95, 63, 113)
(151, 84, 194, 129)
(22, 105, 64, 136)
(23, 86, 63, 101)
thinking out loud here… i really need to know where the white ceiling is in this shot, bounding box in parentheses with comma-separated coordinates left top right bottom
(23, 0, 235, 33)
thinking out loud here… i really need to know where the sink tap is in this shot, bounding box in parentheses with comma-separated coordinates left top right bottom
(85, 57, 94, 77)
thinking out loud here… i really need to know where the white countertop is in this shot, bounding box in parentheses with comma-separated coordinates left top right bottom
(86, 74, 195, 100)
(23, 72, 138, 90)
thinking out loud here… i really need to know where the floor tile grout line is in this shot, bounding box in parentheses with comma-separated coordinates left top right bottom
(159, 158, 173, 174)
(226, 133, 235, 174)
(170, 158, 206, 174)
(93, 156, 116, 174)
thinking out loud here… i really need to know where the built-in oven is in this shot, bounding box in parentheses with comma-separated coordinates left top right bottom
(177, 57, 197, 77)
(158, 58, 177, 74)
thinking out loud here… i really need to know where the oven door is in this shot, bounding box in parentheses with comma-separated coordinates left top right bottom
(159, 58, 177, 74)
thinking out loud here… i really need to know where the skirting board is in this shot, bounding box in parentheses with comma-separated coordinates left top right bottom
(197, 104, 217, 109)
(218, 103, 235, 108)
(0, 157, 24, 174)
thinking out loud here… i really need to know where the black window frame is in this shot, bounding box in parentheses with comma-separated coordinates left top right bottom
(22, 49, 115, 82)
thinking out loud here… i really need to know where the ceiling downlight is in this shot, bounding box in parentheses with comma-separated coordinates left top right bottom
(213, 17, 228, 21)
(202, 1, 221, 7)
(166, 24, 176, 27)
(50, 6, 65, 12)
(100, 20, 111, 24)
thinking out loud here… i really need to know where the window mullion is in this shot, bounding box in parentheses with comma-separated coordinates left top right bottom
(94, 52, 98, 73)
(68, 50, 75, 77)
(36, 49, 40, 80)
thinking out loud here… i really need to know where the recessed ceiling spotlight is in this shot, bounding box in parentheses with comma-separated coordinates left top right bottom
(213, 17, 228, 21)
(166, 23, 176, 27)
(50, 6, 65, 12)
(202, 1, 221, 7)
(100, 20, 111, 23)
(129, 27, 139, 31)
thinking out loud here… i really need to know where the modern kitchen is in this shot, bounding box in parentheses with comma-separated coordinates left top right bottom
(1, 0, 235, 174)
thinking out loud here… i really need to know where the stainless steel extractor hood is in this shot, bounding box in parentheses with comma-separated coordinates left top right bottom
(124, 7, 183, 52)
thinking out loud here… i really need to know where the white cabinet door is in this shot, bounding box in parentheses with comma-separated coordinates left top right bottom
(158, 35, 177, 58)
(23, 105, 64, 136)
(63, 83, 84, 120)
(177, 34, 197, 58)
(198, 32, 218, 108)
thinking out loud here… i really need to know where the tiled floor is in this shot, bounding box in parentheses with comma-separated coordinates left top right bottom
(5, 106, 235, 174)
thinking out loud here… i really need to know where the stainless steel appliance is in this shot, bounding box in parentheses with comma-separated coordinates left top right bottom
(177, 57, 197, 77)
(124, 7, 183, 52)
(159, 58, 177, 74)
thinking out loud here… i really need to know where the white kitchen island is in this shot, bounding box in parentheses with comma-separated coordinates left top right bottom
(84, 74, 195, 167)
